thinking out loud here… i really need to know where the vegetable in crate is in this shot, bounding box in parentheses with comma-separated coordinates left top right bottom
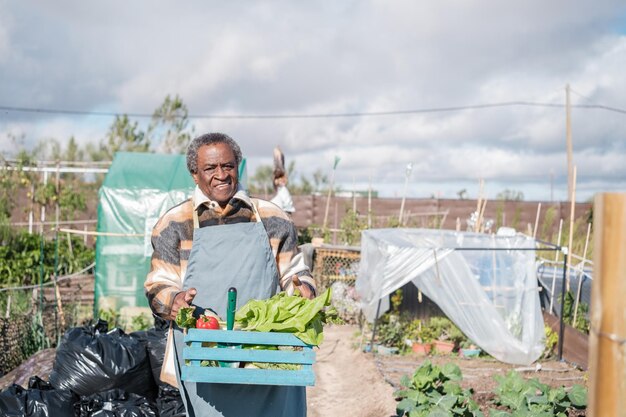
(235, 287, 338, 346)
(196, 315, 220, 330)
(175, 307, 223, 330)
(175, 307, 196, 329)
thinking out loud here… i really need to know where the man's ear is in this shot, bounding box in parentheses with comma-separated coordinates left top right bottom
(191, 172, 199, 184)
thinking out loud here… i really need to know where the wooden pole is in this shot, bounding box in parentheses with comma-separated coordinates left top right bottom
(565, 84, 574, 200)
(398, 163, 412, 226)
(322, 158, 339, 232)
(352, 176, 356, 213)
(587, 193, 626, 417)
(477, 199, 488, 233)
(572, 222, 591, 325)
(565, 166, 577, 291)
(533, 202, 542, 239)
(475, 179, 484, 232)
(549, 218, 564, 314)
(367, 184, 371, 228)
(55, 161, 60, 232)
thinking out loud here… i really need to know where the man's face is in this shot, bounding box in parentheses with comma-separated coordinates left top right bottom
(192, 143, 239, 207)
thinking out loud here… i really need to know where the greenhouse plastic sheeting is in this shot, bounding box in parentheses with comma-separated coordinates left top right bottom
(356, 228, 544, 365)
(95, 152, 248, 313)
(95, 152, 195, 313)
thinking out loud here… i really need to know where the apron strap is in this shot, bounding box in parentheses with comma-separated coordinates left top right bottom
(193, 199, 263, 230)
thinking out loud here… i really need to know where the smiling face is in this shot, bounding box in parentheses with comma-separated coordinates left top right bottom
(192, 142, 239, 207)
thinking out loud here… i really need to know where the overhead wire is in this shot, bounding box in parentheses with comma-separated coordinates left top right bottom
(1, 100, 626, 120)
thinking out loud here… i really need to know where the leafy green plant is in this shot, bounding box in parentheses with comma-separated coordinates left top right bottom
(490, 371, 587, 417)
(560, 290, 590, 333)
(0, 230, 94, 288)
(542, 325, 558, 359)
(129, 312, 152, 331)
(339, 208, 367, 245)
(97, 308, 123, 330)
(426, 316, 465, 345)
(394, 360, 483, 417)
(391, 289, 403, 314)
(377, 320, 405, 349)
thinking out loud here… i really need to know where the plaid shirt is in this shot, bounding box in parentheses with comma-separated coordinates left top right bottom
(145, 186, 316, 319)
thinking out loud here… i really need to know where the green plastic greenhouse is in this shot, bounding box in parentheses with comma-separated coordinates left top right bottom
(94, 151, 247, 317)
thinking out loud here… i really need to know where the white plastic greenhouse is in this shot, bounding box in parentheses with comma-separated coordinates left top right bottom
(356, 228, 546, 365)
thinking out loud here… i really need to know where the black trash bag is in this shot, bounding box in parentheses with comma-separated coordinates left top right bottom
(76, 389, 157, 417)
(130, 331, 165, 387)
(156, 385, 185, 417)
(49, 319, 157, 401)
(130, 316, 170, 387)
(0, 376, 78, 417)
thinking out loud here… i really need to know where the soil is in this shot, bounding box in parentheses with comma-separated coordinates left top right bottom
(0, 324, 587, 416)
(308, 324, 587, 417)
(307, 324, 398, 417)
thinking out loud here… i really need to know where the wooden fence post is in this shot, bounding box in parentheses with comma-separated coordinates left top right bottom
(588, 193, 626, 417)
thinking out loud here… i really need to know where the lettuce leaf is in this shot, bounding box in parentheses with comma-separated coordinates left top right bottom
(175, 306, 196, 329)
(235, 288, 333, 346)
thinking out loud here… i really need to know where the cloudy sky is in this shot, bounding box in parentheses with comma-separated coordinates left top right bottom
(1, 1, 625, 202)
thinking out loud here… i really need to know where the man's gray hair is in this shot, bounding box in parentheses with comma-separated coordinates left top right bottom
(186, 133, 243, 174)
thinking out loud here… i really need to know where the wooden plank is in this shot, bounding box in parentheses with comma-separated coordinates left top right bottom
(182, 366, 315, 386)
(182, 329, 317, 386)
(543, 311, 588, 370)
(184, 346, 315, 364)
(185, 329, 312, 347)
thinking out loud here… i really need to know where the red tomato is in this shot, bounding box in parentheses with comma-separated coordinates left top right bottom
(196, 315, 220, 330)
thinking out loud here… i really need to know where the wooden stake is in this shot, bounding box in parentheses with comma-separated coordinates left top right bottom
(322, 158, 339, 232)
(587, 193, 626, 417)
(477, 199, 488, 233)
(54, 276, 66, 328)
(565, 166, 577, 291)
(367, 175, 372, 228)
(565, 84, 574, 200)
(474, 179, 484, 232)
(66, 231, 73, 257)
(572, 222, 592, 326)
(533, 203, 542, 239)
(549, 218, 564, 314)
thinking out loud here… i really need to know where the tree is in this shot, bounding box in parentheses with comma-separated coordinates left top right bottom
(496, 189, 524, 201)
(248, 164, 274, 198)
(91, 115, 150, 161)
(312, 169, 329, 193)
(148, 94, 194, 154)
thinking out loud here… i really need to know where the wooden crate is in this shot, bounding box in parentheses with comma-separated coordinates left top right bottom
(182, 329, 316, 386)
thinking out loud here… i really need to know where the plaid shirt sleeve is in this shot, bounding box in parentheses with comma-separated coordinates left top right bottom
(144, 200, 192, 319)
(255, 199, 317, 296)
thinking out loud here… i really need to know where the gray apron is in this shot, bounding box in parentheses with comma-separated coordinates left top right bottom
(173, 206, 306, 417)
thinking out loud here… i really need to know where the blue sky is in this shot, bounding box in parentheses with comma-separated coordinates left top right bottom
(1, 1, 626, 202)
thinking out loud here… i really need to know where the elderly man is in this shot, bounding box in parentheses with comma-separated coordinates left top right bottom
(145, 132, 316, 417)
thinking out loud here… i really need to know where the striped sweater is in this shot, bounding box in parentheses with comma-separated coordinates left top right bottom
(144, 186, 316, 319)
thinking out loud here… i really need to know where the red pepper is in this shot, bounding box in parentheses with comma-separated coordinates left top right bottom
(196, 315, 220, 330)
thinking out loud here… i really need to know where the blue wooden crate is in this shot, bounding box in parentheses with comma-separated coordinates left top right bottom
(181, 329, 316, 386)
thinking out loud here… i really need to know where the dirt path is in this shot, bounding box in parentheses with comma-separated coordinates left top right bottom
(307, 324, 397, 417)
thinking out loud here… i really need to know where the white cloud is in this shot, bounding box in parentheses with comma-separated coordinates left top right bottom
(1, 0, 626, 201)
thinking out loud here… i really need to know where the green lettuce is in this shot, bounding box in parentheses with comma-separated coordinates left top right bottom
(175, 306, 196, 329)
(235, 288, 336, 346)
